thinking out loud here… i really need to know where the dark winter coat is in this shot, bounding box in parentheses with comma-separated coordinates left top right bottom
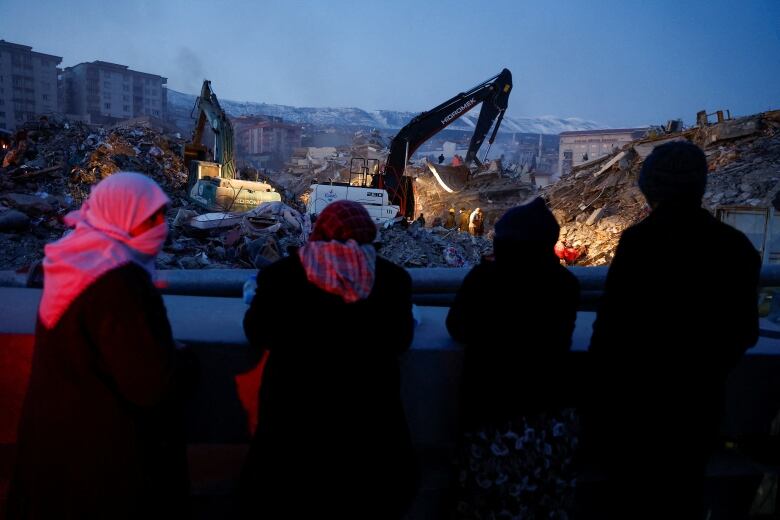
(240, 254, 417, 518)
(7, 263, 195, 520)
(582, 205, 760, 516)
(447, 249, 580, 430)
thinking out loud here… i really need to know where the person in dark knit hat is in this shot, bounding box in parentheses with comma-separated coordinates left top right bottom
(579, 141, 761, 519)
(240, 200, 417, 519)
(446, 196, 580, 519)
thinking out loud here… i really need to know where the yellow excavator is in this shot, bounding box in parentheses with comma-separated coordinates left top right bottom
(183, 80, 280, 212)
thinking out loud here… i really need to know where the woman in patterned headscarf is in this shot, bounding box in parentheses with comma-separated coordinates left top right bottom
(8, 172, 196, 519)
(240, 200, 418, 519)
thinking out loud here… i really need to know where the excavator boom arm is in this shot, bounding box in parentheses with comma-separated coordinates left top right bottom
(376, 68, 512, 217)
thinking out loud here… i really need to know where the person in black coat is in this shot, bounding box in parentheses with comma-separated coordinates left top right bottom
(7, 172, 196, 519)
(580, 141, 761, 519)
(240, 200, 417, 519)
(447, 197, 580, 519)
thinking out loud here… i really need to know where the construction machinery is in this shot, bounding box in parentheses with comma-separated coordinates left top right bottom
(378, 68, 513, 218)
(184, 80, 280, 212)
(307, 69, 513, 220)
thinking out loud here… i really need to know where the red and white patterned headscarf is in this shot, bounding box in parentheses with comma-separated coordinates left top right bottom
(298, 200, 378, 303)
(39, 172, 170, 328)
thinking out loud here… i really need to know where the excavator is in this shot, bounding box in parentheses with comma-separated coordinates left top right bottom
(184, 80, 280, 212)
(306, 68, 513, 221)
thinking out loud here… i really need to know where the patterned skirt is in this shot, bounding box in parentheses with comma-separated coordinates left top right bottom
(453, 408, 579, 520)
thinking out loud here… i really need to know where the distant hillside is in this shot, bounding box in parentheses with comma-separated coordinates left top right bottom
(166, 88, 603, 135)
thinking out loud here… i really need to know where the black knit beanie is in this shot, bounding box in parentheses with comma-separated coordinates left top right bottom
(639, 140, 707, 207)
(494, 197, 559, 247)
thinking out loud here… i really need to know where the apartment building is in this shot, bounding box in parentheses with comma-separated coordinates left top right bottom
(60, 61, 166, 124)
(0, 40, 62, 131)
(234, 115, 302, 168)
(558, 128, 647, 177)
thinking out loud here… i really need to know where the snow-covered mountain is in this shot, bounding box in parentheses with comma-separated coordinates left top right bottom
(167, 88, 603, 135)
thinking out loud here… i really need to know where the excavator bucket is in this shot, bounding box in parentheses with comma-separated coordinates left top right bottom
(425, 161, 470, 193)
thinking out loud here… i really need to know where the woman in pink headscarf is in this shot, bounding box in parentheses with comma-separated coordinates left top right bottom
(8, 172, 195, 520)
(240, 200, 418, 518)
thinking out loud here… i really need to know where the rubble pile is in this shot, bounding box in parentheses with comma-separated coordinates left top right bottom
(377, 222, 493, 268)
(0, 118, 310, 272)
(274, 130, 390, 200)
(543, 110, 780, 265)
(413, 159, 537, 232)
(0, 118, 190, 270)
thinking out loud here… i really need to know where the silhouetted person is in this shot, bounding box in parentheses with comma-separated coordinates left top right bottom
(468, 207, 485, 236)
(447, 197, 580, 518)
(458, 207, 470, 232)
(445, 207, 456, 229)
(240, 200, 417, 518)
(438, 153, 445, 164)
(7, 173, 196, 519)
(415, 212, 426, 227)
(579, 141, 761, 519)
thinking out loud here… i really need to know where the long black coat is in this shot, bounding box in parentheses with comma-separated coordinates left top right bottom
(7, 263, 194, 520)
(240, 255, 417, 518)
(447, 251, 580, 430)
(583, 205, 760, 515)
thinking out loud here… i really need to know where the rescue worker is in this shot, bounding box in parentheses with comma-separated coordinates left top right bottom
(415, 213, 426, 228)
(445, 207, 456, 229)
(438, 153, 445, 164)
(469, 208, 485, 236)
(458, 207, 470, 232)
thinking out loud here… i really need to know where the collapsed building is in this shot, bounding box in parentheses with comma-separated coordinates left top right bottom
(543, 110, 780, 265)
(0, 120, 501, 272)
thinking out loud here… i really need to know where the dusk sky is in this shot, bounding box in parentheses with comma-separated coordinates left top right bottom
(2, 0, 778, 127)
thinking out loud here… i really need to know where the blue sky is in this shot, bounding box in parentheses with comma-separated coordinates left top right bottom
(2, 0, 779, 127)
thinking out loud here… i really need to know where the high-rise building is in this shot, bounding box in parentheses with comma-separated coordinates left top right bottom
(0, 40, 62, 131)
(60, 61, 166, 124)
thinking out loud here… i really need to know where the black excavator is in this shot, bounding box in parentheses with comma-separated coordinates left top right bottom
(374, 68, 513, 218)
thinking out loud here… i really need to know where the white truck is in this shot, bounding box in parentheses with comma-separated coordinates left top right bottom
(305, 183, 399, 225)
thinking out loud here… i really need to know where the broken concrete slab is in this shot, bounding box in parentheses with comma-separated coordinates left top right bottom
(1, 193, 55, 214)
(0, 209, 29, 231)
(585, 207, 605, 226)
(703, 116, 762, 147)
(189, 212, 244, 230)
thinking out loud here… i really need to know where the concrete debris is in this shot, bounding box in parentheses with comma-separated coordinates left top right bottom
(544, 109, 780, 266)
(376, 223, 492, 268)
(0, 209, 29, 231)
(413, 159, 537, 237)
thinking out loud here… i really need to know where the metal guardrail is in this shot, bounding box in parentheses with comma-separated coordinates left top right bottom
(4, 265, 780, 310)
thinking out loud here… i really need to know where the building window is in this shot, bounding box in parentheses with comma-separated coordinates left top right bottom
(42, 94, 48, 101)
(153, 110, 159, 116)
(104, 103, 111, 109)
(123, 105, 130, 112)
(0, 111, 5, 117)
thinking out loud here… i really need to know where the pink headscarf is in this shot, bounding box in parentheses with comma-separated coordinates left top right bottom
(39, 172, 170, 329)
